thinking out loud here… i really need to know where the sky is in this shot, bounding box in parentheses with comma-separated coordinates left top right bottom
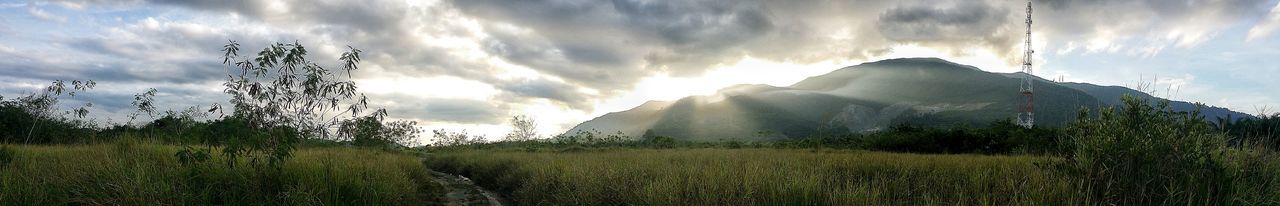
(2, 0, 1279, 143)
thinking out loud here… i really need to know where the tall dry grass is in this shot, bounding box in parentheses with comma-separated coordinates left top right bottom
(427, 149, 1083, 205)
(0, 141, 442, 205)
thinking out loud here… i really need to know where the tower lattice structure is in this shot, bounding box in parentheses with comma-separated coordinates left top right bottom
(1017, 0, 1035, 128)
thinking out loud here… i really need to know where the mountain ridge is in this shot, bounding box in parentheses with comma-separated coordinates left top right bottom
(566, 58, 1246, 141)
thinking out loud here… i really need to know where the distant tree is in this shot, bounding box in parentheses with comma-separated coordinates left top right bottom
(1219, 112, 1280, 149)
(504, 115, 538, 141)
(433, 129, 483, 146)
(148, 106, 209, 142)
(337, 109, 421, 148)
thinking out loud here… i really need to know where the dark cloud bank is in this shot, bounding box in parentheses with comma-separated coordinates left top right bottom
(8, 0, 1277, 126)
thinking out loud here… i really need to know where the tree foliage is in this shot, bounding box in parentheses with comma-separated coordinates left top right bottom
(0, 80, 98, 144)
(129, 88, 157, 124)
(431, 129, 485, 147)
(504, 115, 538, 141)
(218, 40, 381, 167)
(1218, 112, 1280, 149)
(337, 109, 420, 148)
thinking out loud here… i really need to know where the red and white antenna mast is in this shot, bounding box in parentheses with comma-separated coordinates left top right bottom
(1017, 0, 1035, 128)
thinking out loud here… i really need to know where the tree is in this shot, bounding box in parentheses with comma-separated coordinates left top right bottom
(337, 109, 421, 148)
(433, 129, 483, 146)
(218, 40, 374, 167)
(16, 80, 95, 144)
(129, 88, 157, 125)
(504, 115, 538, 141)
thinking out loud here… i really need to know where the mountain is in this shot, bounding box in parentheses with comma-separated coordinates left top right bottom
(566, 58, 1245, 141)
(1057, 82, 1249, 122)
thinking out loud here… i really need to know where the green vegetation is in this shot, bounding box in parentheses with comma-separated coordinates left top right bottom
(0, 80, 100, 144)
(427, 149, 1079, 205)
(0, 41, 441, 205)
(776, 119, 1065, 154)
(424, 95, 1280, 205)
(0, 142, 443, 205)
(425, 147, 1279, 205)
(1220, 112, 1280, 148)
(1059, 96, 1280, 205)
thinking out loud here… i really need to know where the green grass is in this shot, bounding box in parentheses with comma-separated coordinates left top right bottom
(426, 148, 1086, 205)
(0, 142, 444, 205)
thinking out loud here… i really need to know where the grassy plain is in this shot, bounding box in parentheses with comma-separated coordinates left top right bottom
(0, 142, 443, 205)
(426, 148, 1086, 205)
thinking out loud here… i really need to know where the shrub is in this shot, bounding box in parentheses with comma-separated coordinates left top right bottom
(1062, 95, 1230, 205)
(0, 81, 100, 144)
(1220, 112, 1280, 149)
(642, 136, 676, 149)
(0, 146, 14, 167)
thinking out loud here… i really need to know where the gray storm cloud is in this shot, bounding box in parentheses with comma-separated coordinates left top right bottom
(877, 1, 1009, 42)
(11, 0, 1280, 127)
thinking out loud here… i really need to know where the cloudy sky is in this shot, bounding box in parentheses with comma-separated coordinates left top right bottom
(2, 0, 1279, 141)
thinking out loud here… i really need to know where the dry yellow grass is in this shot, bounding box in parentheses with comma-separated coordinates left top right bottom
(0, 142, 443, 205)
(426, 148, 1083, 205)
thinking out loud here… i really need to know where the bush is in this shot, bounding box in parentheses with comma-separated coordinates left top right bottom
(780, 120, 1064, 155)
(1220, 113, 1280, 149)
(0, 98, 99, 144)
(337, 112, 420, 148)
(0, 146, 14, 168)
(642, 136, 676, 149)
(1062, 95, 1231, 205)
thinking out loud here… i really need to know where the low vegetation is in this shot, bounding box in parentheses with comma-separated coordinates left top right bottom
(0, 41, 441, 205)
(773, 120, 1065, 154)
(427, 149, 1079, 205)
(0, 141, 443, 205)
(425, 95, 1280, 205)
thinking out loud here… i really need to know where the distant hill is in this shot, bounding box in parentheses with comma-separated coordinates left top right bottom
(1056, 82, 1249, 122)
(566, 58, 1247, 141)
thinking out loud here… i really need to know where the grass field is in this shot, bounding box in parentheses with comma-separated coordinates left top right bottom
(0, 142, 443, 205)
(3, 142, 1275, 205)
(426, 148, 1088, 205)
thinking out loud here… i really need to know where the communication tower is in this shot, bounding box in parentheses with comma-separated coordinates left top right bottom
(1017, 0, 1035, 128)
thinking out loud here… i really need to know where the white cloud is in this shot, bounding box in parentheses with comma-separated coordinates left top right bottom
(4, 0, 1278, 137)
(359, 76, 499, 100)
(1247, 2, 1280, 41)
(27, 3, 68, 23)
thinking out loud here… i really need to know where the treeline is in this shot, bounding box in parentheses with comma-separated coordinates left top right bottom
(1219, 112, 1280, 149)
(773, 120, 1066, 154)
(434, 103, 1280, 157)
(436, 120, 1064, 155)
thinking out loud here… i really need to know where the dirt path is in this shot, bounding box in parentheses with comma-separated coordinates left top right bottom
(428, 170, 507, 206)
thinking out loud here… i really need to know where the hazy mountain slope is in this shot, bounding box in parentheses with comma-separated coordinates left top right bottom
(1058, 82, 1249, 122)
(787, 58, 1102, 127)
(565, 100, 672, 137)
(565, 58, 1239, 141)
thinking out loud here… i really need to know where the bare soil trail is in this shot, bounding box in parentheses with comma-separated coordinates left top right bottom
(427, 169, 507, 206)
